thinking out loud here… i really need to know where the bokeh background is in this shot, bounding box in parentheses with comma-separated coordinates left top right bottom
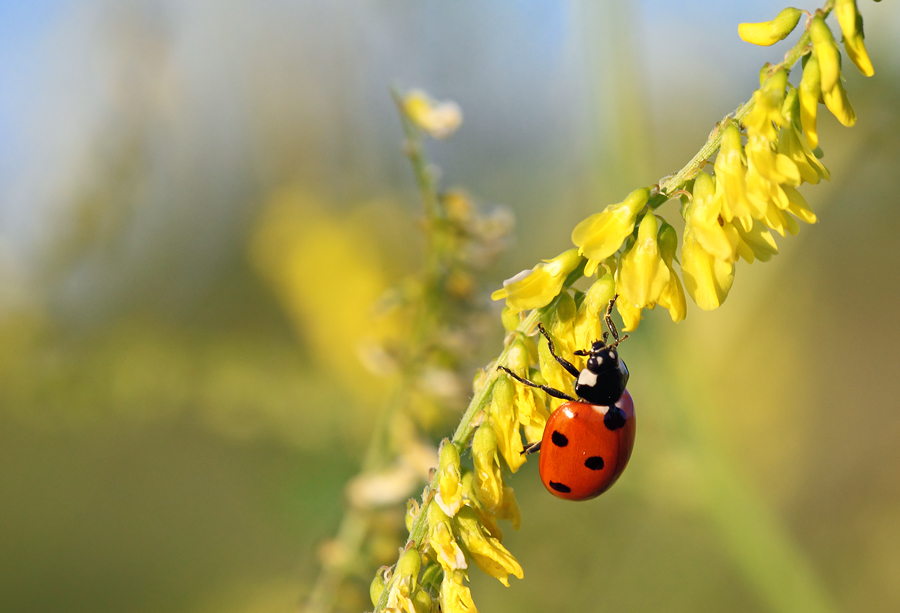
(2, 1, 899, 612)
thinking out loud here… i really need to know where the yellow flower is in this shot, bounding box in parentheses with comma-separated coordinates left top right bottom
(440, 570, 478, 613)
(572, 274, 616, 350)
(435, 440, 464, 517)
(489, 375, 525, 472)
(714, 124, 754, 230)
(744, 135, 801, 217)
(455, 507, 524, 587)
(681, 227, 735, 310)
(472, 425, 503, 512)
(615, 295, 643, 332)
(835, 0, 874, 77)
(798, 53, 822, 149)
(778, 87, 830, 184)
(460, 471, 503, 540)
(539, 294, 578, 410)
(738, 7, 802, 46)
(744, 69, 788, 141)
(810, 16, 841, 93)
(403, 90, 462, 139)
(688, 171, 741, 262)
(494, 485, 522, 532)
(428, 503, 467, 571)
(616, 213, 671, 310)
(734, 218, 779, 263)
(385, 548, 420, 613)
(783, 185, 817, 225)
(823, 78, 857, 127)
(572, 187, 650, 276)
(491, 248, 582, 314)
(656, 221, 687, 324)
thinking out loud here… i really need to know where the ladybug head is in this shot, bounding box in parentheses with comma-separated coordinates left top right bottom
(584, 343, 620, 374)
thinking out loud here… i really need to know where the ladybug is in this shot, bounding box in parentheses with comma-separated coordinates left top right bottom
(498, 297, 635, 501)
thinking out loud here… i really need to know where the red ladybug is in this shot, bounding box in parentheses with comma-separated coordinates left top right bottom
(498, 297, 635, 500)
(538, 391, 635, 500)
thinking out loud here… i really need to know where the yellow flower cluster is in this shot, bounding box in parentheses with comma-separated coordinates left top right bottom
(493, 2, 873, 331)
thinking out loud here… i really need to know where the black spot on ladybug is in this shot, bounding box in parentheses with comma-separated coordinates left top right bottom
(549, 481, 571, 493)
(551, 431, 568, 447)
(585, 456, 605, 470)
(604, 406, 626, 431)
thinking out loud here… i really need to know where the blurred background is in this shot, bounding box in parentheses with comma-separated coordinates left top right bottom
(1, 1, 899, 612)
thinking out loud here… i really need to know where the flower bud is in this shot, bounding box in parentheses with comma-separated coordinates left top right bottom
(370, 570, 386, 606)
(738, 7, 802, 46)
(412, 588, 434, 613)
(572, 187, 650, 275)
(397, 547, 422, 590)
(835, 0, 874, 77)
(810, 16, 841, 93)
(823, 78, 857, 127)
(799, 53, 822, 149)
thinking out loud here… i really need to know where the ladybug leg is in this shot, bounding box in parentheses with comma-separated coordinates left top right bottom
(536, 323, 580, 378)
(497, 366, 577, 402)
(521, 441, 542, 455)
(604, 296, 629, 348)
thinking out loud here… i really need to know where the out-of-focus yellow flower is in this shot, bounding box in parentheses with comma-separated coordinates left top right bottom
(572, 274, 616, 350)
(681, 227, 735, 310)
(762, 200, 800, 237)
(798, 53, 822, 149)
(738, 7, 802, 46)
(810, 16, 841, 93)
(656, 221, 687, 324)
(491, 249, 582, 314)
(823, 78, 857, 127)
(489, 375, 525, 472)
(616, 213, 670, 310)
(403, 90, 462, 139)
(572, 187, 650, 276)
(779, 87, 831, 184)
(835, 0, 874, 76)
(428, 504, 467, 571)
(714, 124, 754, 230)
(688, 171, 740, 262)
(744, 69, 789, 141)
(440, 570, 478, 613)
(472, 424, 503, 512)
(435, 440, 464, 517)
(455, 507, 524, 587)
